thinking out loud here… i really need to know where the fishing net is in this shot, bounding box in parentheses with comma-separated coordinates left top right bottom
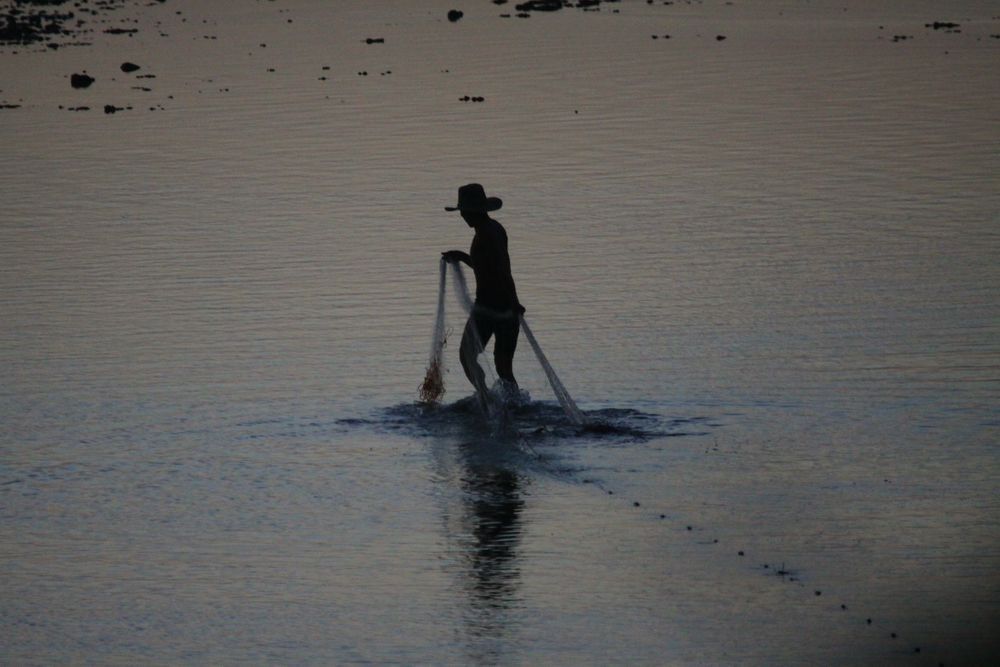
(418, 356, 447, 405)
(418, 259, 450, 405)
(518, 315, 588, 426)
(422, 257, 588, 427)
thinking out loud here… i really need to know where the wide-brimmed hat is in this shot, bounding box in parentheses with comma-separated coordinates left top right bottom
(445, 183, 502, 213)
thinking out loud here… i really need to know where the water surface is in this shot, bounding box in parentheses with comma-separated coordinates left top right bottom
(2, 0, 998, 664)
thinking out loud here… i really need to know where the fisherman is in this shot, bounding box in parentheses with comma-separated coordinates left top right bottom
(441, 183, 525, 400)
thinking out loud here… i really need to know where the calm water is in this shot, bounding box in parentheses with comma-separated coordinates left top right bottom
(2, 0, 998, 664)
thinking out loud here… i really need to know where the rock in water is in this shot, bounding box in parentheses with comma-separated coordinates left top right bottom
(120, 62, 141, 73)
(71, 73, 95, 88)
(515, 0, 564, 11)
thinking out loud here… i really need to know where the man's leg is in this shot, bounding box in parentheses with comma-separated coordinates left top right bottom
(460, 315, 491, 397)
(493, 316, 520, 387)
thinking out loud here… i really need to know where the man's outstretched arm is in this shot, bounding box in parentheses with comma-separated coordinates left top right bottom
(441, 250, 472, 267)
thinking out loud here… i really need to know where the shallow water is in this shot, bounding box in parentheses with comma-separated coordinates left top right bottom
(2, 0, 999, 664)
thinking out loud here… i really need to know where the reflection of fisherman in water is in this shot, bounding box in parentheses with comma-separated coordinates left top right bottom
(429, 428, 526, 662)
(442, 184, 526, 401)
(427, 408, 527, 661)
(464, 465, 523, 607)
(457, 459, 524, 658)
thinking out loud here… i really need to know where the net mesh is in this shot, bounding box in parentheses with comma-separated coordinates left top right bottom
(518, 315, 588, 426)
(422, 258, 587, 427)
(418, 259, 449, 405)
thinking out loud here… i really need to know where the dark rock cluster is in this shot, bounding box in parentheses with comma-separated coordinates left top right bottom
(1, 0, 154, 49)
(926, 21, 960, 30)
(514, 0, 617, 11)
(507, 0, 618, 15)
(0, 2, 75, 45)
(70, 72, 94, 88)
(515, 1, 566, 11)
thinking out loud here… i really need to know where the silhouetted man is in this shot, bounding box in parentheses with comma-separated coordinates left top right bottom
(442, 183, 525, 399)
